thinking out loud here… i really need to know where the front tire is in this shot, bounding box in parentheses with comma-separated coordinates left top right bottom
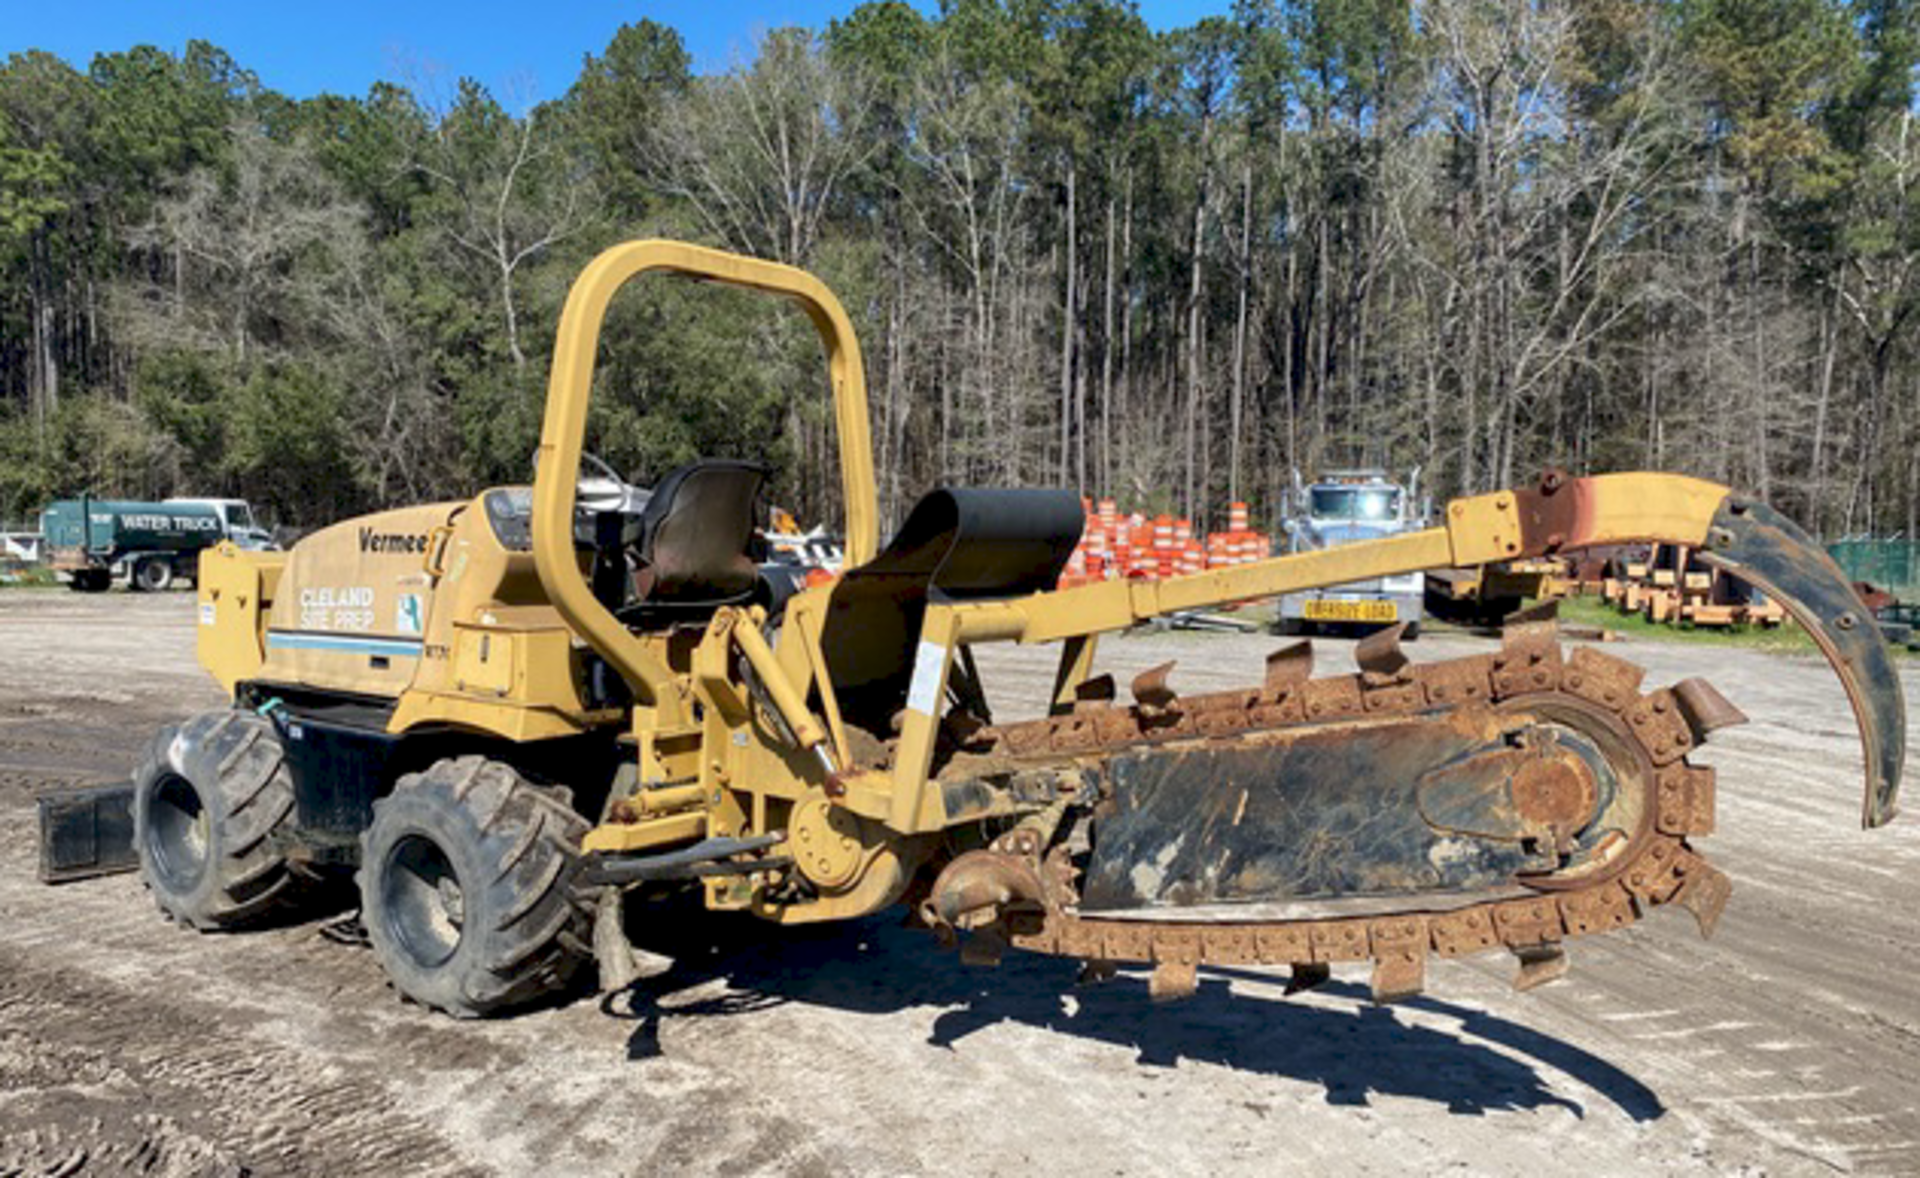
(360, 756, 592, 1018)
(133, 711, 300, 928)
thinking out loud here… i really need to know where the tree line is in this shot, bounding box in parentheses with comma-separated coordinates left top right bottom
(1, 0, 1916, 540)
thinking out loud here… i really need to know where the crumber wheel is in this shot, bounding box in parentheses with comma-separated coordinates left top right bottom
(360, 757, 591, 1018)
(132, 557, 174, 592)
(133, 710, 300, 928)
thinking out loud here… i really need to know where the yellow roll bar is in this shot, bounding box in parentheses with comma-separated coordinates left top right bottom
(531, 241, 877, 713)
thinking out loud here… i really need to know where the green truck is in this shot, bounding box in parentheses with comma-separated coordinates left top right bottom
(41, 496, 274, 592)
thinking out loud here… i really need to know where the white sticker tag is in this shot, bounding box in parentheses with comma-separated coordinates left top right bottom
(905, 640, 949, 715)
(199, 603, 216, 626)
(396, 593, 425, 636)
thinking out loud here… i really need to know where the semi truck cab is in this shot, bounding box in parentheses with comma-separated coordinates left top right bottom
(1277, 469, 1427, 635)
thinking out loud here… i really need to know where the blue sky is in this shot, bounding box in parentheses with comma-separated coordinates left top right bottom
(6, 1, 1214, 107)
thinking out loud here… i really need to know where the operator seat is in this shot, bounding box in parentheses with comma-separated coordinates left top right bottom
(621, 459, 768, 628)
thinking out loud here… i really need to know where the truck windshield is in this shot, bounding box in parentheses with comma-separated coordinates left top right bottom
(227, 504, 254, 529)
(1310, 488, 1399, 521)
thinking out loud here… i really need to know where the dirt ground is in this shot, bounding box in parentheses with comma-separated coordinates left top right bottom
(1, 589, 1917, 1176)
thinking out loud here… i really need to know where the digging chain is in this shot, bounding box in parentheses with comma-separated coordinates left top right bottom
(948, 632, 1737, 1001)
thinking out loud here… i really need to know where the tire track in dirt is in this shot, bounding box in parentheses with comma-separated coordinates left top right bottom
(0, 946, 477, 1177)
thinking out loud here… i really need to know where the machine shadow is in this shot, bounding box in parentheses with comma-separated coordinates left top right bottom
(603, 909, 1664, 1123)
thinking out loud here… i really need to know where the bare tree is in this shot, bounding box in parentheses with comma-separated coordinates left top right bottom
(410, 80, 590, 372)
(648, 30, 876, 266)
(122, 120, 364, 366)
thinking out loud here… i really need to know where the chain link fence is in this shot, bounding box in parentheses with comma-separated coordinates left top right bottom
(1827, 540, 1920, 603)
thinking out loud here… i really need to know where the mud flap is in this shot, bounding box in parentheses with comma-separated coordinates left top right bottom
(36, 781, 138, 884)
(1693, 498, 1906, 827)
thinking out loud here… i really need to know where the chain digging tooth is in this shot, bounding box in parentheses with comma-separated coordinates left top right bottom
(1264, 641, 1314, 690)
(1357, 625, 1422, 712)
(1512, 944, 1570, 992)
(1285, 962, 1330, 995)
(1672, 677, 1747, 739)
(1073, 673, 1116, 707)
(1370, 956, 1426, 1004)
(1503, 600, 1562, 633)
(1355, 624, 1411, 677)
(1132, 663, 1178, 711)
(1149, 960, 1199, 1002)
(1368, 919, 1428, 1003)
(1675, 855, 1733, 939)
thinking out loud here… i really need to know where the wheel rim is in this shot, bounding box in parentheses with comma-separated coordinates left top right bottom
(139, 562, 168, 590)
(382, 834, 465, 968)
(146, 773, 210, 893)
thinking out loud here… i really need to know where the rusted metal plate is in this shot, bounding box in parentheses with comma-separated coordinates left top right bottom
(1655, 764, 1715, 836)
(1430, 908, 1501, 956)
(1625, 689, 1696, 766)
(1492, 631, 1563, 697)
(1562, 646, 1643, 713)
(1415, 654, 1495, 707)
(932, 625, 1745, 1005)
(1299, 675, 1364, 721)
(1079, 715, 1565, 911)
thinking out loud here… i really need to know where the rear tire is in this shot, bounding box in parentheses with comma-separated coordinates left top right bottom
(133, 711, 300, 929)
(360, 756, 591, 1018)
(132, 557, 174, 592)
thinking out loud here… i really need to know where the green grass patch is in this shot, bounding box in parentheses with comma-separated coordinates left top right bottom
(1554, 594, 1870, 656)
(0, 565, 58, 588)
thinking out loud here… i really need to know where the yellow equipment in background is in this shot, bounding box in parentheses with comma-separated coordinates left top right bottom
(132, 240, 1902, 1018)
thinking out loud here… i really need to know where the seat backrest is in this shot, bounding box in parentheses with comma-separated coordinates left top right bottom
(632, 460, 768, 606)
(819, 486, 1084, 732)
